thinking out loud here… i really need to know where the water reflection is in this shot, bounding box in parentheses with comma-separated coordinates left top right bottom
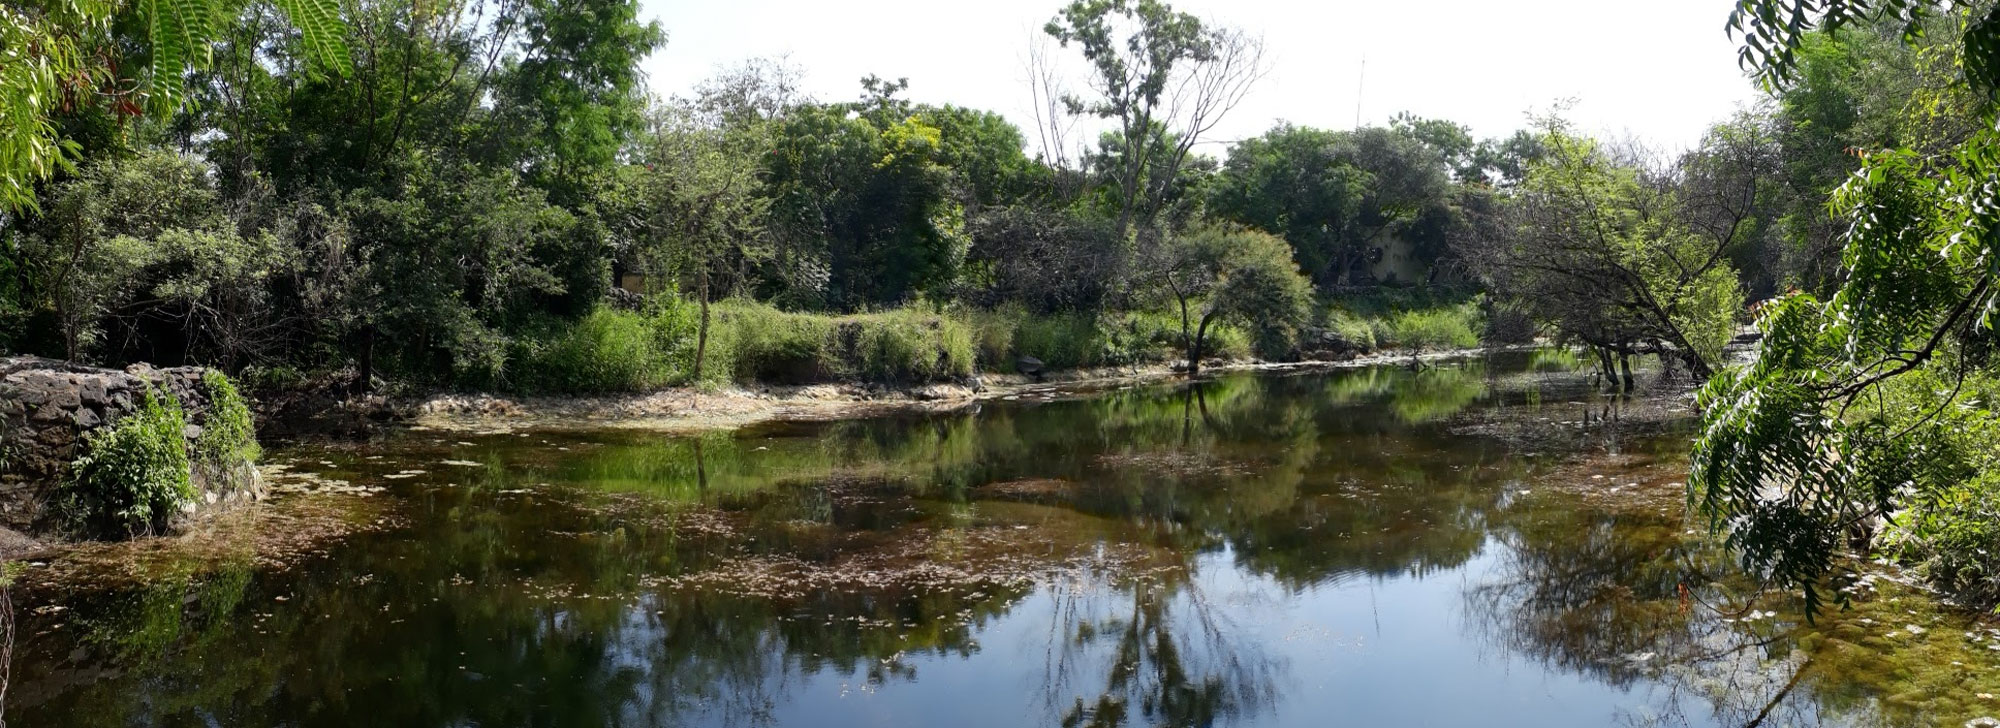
(7, 352, 1989, 727)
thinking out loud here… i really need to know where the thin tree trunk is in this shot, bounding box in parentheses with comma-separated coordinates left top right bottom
(356, 325, 376, 394)
(1596, 347, 1617, 392)
(694, 268, 711, 382)
(1188, 314, 1212, 378)
(1619, 352, 1634, 392)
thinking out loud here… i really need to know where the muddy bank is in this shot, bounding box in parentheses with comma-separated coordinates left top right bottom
(407, 345, 1543, 433)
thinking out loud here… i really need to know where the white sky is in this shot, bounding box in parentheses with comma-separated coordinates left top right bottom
(637, 0, 1761, 156)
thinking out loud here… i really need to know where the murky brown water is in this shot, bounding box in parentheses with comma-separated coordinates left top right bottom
(9, 352, 1997, 727)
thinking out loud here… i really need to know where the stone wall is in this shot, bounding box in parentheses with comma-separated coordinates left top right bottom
(0, 357, 264, 535)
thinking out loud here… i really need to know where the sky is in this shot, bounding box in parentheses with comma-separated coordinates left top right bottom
(636, 0, 1762, 156)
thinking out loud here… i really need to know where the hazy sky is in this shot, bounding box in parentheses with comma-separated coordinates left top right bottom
(636, 0, 1761, 155)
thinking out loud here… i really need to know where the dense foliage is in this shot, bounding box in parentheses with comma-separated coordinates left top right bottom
(1686, 1, 2000, 613)
(62, 387, 192, 537)
(1, 0, 1543, 394)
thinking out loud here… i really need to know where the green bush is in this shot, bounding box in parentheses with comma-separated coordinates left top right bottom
(716, 300, 839, 383)
(1011, 312, 1110, 370)
(62, 387, 193, 537)
(1322, 288, 1485, 352)
(851, 309, 975, 382)
(508, 299, 708, 394)
(1382, 305, 1482, 350)
(511, 309, 673, 394)
(711, 300, 973, 384)
(1323, 308, 1377, 350)
(194, 371, 259, 464)
(1893, 473, 2000, 606)
(964, 304, 1022, 370)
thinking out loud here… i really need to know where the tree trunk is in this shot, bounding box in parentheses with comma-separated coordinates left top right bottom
(694, 268, 712, 383)
(1595, 347, 1617, 392)
(1619, 351, 1634, 392)
(356, 324, 376, 394)
(1679, 348, 1713, 380)
(1188, 314, 1213, 378)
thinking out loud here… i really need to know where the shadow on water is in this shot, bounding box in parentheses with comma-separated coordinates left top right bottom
(6, 351, 1995, 727)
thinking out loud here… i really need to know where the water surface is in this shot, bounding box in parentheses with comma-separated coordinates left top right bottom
(11, 353, 1994, 727)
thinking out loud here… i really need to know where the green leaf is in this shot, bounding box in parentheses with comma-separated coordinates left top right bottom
(271, 0, 353, 77)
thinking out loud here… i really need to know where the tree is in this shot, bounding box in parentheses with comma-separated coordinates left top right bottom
(1390, 113, 1480, 183)
(1692, 0, 2000, 612)
(1475, 120, 1748, 386)
(1140, 225, 1311, 376)
(0, 0, 350, 212)
(633, 101, 771, 381)
(489, 0, 665, 202)
(962, 206, 1124, 313)
(1209, 124, 1456, 287)
(1044, 0, 1265, 239)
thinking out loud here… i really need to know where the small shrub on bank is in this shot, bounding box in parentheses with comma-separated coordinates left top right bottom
(62, 387, 193, 537)
(1382, 305, 1482, 350)
(712, 300, 973, 384)
(1011, 312, 1109, 370)
(1894, 473, 2000, 606)
(852, 309, 975, 382)
(717, 301, 839, 383)
(195, 371, 259, 464)
(509, 299, 705, 394)
(1323, 308, 1377, 350)
(1322, 288, 1485, 352)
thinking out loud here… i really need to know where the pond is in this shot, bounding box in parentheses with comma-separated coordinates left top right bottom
(9, 352, 1998, 727)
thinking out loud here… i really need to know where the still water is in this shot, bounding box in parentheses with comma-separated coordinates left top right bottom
(10, 353, 1995, 727)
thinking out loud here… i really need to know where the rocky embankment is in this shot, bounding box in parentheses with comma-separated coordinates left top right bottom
(0, 357, 263, 549)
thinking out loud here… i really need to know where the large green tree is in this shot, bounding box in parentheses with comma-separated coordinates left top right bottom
(1209, 124, 1456, 286)
(1139, 224, 1311, 376)
(1044, 0, 1264, 239)
(1475, 121, 1747, 384)
(1693, 0, 2000, 612)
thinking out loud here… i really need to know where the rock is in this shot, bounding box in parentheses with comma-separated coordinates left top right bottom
(79, 379, 108, 406)
(48, 388, 80, 409)
(1015, 356, 1045, 376)
(0, 356, 261, 537)
(30, 402, 68, 423)
(1964, 718, 1999, 728)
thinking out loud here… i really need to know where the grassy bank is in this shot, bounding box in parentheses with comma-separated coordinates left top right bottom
(478, 289, 1501, 396)
(1318, 287, 1495, 352)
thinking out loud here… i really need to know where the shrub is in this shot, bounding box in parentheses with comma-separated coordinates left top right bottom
(507, 298, 710, 394)
(850, 309, 975, 382)
(194, 371, 259, 464)
(1323, 308, 1377, 350)
(62, 387, 193, 537)
(1892, 473, 2000, 607)
(964, 304, 1022, 370)
(1383, 305, 1482, 350)
(1323, 289, 1485, 352)
(717, 301, 838, 383)
(1011, 312, 1109, 370)
(512, 309, 673, 394)
(710, 300, 973, 384)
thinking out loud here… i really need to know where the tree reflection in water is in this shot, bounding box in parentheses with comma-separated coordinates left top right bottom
(22, 353, 1986, 727)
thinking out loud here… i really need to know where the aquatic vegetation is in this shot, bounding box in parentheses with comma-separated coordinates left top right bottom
(17, 359, 2000, 727)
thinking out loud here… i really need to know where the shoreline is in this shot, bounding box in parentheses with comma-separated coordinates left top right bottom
(402, 344, 1545, 434)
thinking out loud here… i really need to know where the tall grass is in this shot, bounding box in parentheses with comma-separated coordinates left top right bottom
(508, 302, 702, 394)
(712, 300, 974, 384)
(1321, 287, 1486, 352)
(501, 296, 1272, 393)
